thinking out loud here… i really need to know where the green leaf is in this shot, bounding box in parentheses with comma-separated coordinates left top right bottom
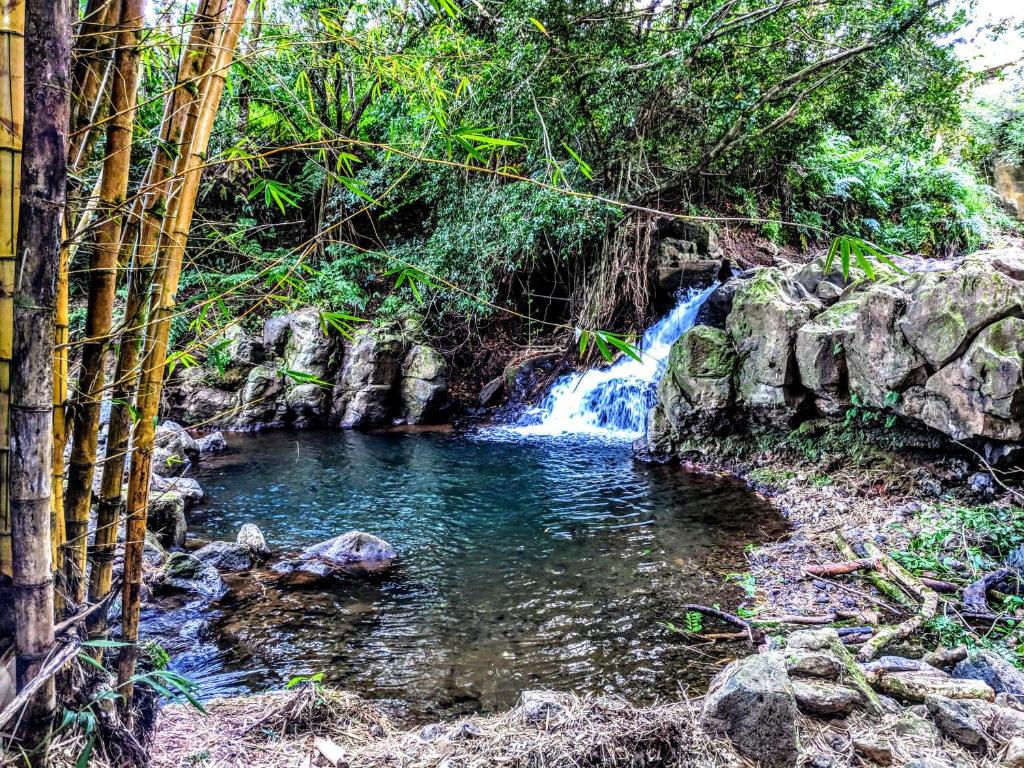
(562, 142, 594, 181)
(528, 17, 548, 36)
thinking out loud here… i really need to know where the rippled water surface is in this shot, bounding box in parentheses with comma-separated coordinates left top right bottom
(145, 429, 784, 720)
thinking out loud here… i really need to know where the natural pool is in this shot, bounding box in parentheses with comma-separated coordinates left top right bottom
(143, 428, 784, 721)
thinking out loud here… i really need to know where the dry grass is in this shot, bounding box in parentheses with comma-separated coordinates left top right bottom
(151, 686, 743, 768)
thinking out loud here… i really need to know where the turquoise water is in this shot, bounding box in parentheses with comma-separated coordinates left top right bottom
(145, 429, 783, 720)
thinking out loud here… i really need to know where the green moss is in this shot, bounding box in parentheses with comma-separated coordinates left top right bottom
(677, 325, 737, 379)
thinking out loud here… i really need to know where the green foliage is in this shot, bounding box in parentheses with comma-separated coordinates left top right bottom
(894, 504, 1024, 579)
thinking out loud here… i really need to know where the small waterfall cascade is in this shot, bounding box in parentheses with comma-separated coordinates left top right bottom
(512, 284, 717, 440)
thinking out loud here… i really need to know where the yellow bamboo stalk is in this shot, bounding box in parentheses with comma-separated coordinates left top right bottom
(62, 0, 145, 605)
(118, 0, 250, 705)
(87, 0, 228, 646)
(68, 0, 120, 169)
(0, 0, 24, 579)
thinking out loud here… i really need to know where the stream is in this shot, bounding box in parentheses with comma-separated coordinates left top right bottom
(144, 288, 787, 721)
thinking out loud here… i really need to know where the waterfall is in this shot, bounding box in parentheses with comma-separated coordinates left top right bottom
(512, 284, 717, 440)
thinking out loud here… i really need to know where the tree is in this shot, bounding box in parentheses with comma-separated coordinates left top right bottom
(10, 0, 71, 742)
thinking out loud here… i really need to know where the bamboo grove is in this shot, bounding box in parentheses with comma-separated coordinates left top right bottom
(0, 0, 251, 757)
(0, 0, 1015, 762)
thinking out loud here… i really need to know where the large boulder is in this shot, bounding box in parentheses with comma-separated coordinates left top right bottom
(795, 299, 859, 415)
(285, 382, 328, 426)
(899, 257, 1023, 369)
(151, 422, 199, 477)
(400, 345, 450, 424)
(901, 318, 1024, 441)
(169, 368, 240, 427)
(695, 277, 739, 329)
(701, 651, 799, 768)
(282, 308, 338, 380)
(646, 325, 737, 453)
(726, 268, 821, 409)
(235, 364, 286, 429)
(331, 333, 405, 429)
(846, 283, 927, 409)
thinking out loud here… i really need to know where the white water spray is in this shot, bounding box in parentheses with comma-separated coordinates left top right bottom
(512, 285, 717, 440)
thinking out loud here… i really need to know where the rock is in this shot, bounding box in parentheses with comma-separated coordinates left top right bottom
(216, 323, 265, 367)
(846, 284, 926, 409)
(991, 705, 1024, 745)
(400, 345, 449, 424)
(171, 367, 241, 426)
(899, 257, 1023, 369)
(969, 472, 997, 498)
(792, 680, 862, 716)
(515, 690, 572, 725)
(479, 376, 504, 407)
(331, 333, 405, 429)
(902, 760, 953, 768)
(902, 318, 1024, 441)
(147, 491, 186, 548)
(150, 474, 204, 507)
(157, 552, 228, 601)
(237, 523, 270, 557)
(299, 531, 397, 568)
(143, 531, 168, 568)
(953, 651, 1024, 702)
(236, 364, 286, 429)
(192, 540, 255, 572)
(895, 710, 943, 745)
(695, 277, 739, 329)
(653, 233, 723, 297)
(151, 422, 198, 475)
(701, 651, 798, 768)
(1004, 736, 1024, 768)
(925, 695, 994, 751)
(853, 735, 894, 765)
(785, 651, 843, 679)
(195, 431, 227, 454)
(726, 268, 821, 409)
(263, 314, 292, 355)
(282, 308, 338, 381)
(786, 628, 848, 654)
(796, 299, 860, 415)
(285, 382, 328, 426)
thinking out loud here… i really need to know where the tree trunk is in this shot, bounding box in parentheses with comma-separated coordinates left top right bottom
(11, 0, 72, 739)
(117, 0, 249, 707)
(0, 0, 24, 580)
(62, 0, 145, 605)
(87, 0, 228, 645)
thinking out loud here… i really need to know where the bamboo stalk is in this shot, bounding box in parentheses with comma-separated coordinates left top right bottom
(87, 0, 228, 646)
(117, 0, 249, 707)
(62, 0, 146, 605)
(68, 0, 120, 169)
(0, 0, 24, 580)
(11, 0, 72, 736)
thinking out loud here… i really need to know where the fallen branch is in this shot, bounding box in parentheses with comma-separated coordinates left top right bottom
(680, 604, 760, 646)
(834, 534, 915, 608)
(855, 541, 939, 662)
(803, 558, 879, 578)
(919, 577, 958, 593)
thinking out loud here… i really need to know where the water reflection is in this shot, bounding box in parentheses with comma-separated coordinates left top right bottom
(143, 430, 784, 721)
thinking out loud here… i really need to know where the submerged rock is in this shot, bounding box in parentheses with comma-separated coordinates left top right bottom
(275, 531, 397, 583)
(300, 531, 397, 567)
